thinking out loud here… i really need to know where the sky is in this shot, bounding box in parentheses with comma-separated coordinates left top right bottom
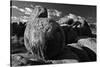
(10, 0, 96, 23)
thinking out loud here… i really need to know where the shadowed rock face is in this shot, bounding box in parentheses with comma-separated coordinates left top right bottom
(71, 17, 92, 37)
(38, 8, 48, 18)
(67, 44, 90, 62)
(72, 20, 92, 37)
(60, 19, 78, 44)
(67, 42, 96, 62)
(61, 25, 78, 44)
(59, 14, 93, 44)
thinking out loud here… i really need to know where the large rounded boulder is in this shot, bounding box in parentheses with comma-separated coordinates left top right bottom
(24, 6, 65, 60)
(24, 18, 65, 60)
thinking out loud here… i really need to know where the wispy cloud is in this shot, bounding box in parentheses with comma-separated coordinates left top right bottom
(24, 7, 33, 15)
(11, 5, 63, 21)
(19, 16, 29, 22)
(11, 16, 29, 24)
(11, 5, 18, 9)
(11, 16, 19, 23)
(48, 9, 62, 18)
(19, 8, 25, 12)
(11, 5, 25, 12)
(11, 5, 33, 15)
(55, 10, 62, 17)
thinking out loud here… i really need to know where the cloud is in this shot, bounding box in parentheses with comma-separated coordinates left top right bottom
(30, 4, 34, 8)
(19, 16, 29, 22)
(11, 5, 18, 9)
(11, 16, 17, 20)
(24, 7, 33, 15)
(11, 5, 34, 15)
(11, 16, 29, 23)
(19, 8, 25, 12)
(11, 16, 19, 23)
(11, 5, 62, 20)
(55, 10, 62, 17)
(47, 9, 62, 18)
(11, 5, 25, 12)
(25, 7, 32, 12)
(14, 7, 25, 13)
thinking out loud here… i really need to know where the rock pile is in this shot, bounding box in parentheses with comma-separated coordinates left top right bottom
(11, 6, 96, 66)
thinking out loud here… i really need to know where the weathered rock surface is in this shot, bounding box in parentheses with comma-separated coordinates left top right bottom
(61, 25, 78, 44)
(24, 18, 65, 60)
(58, 14, 94, 44)
(11, 6, 96, 66)
(77, 38, 96, 53)
(67, 38, 96, 62)
(11, 45, 79, 66)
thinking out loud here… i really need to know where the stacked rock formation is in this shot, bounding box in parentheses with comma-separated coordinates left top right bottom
(24, 6, 65, 61)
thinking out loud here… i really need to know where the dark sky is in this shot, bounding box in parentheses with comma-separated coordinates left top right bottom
(11, 0, 96, 22)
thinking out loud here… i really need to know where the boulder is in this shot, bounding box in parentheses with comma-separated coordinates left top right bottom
(67, 43, 90, 62)
(77, 38, 96, 54)
(58, 14, 93, 44)
(61, 25, 78, 44)
(67, 38, 96, 62)
(24, 18, 65, 60)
